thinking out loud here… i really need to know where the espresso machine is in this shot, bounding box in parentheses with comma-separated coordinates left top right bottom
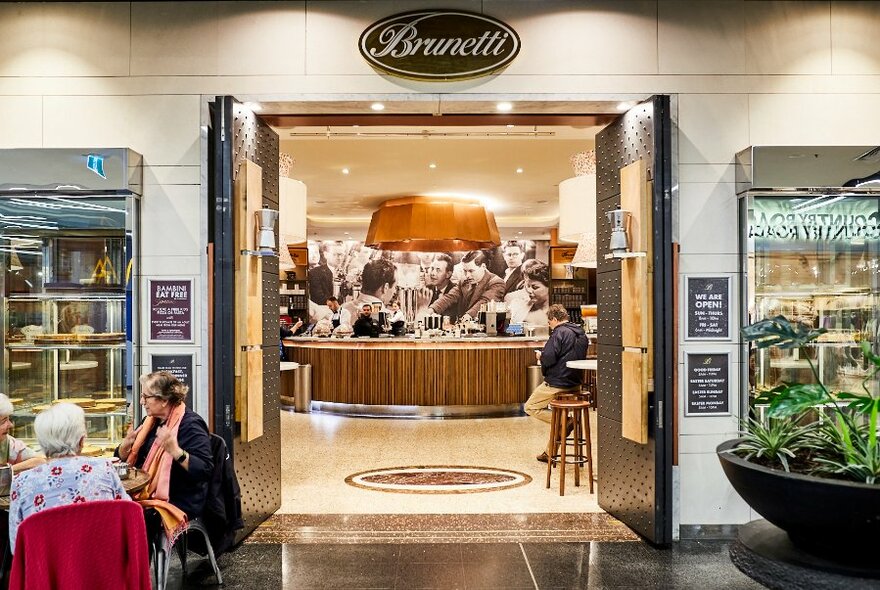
(478, 310, 511, 336)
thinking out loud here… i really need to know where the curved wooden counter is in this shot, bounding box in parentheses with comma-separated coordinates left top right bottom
(283, 336, 547, 413)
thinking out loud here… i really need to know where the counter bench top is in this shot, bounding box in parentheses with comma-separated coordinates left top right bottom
(282, 336, 545, 414)
(283, 336, 547, 350)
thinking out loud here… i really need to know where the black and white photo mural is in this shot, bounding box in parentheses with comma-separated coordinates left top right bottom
(307, 240, 550, 328)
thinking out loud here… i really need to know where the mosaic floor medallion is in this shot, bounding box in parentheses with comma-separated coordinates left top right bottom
(345, 465, 532, 494)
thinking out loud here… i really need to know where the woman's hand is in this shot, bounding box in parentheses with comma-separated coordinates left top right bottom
(118, 424, 138, 458)
(156, 426, 182, 459)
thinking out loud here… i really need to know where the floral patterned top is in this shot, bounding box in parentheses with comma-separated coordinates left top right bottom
(9, 456, 130, 552)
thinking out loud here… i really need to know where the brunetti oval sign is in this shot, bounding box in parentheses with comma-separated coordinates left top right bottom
(359, 10, 521, 81)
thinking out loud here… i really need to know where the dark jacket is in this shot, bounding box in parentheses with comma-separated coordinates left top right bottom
(504, 266, 524, 295)
(191, 434, 243, 556)
(122, 408, 213, 518)
(540, 322, 588, 388)
(352, 315, 380, 337)
(308, 264, 333, 305)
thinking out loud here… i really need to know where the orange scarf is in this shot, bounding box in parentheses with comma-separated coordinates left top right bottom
(126, 403, 188, 543)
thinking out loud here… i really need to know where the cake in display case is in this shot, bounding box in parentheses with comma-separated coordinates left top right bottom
(0, 149, 141, 454)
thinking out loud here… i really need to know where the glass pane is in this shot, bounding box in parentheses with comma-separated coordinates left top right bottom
(1, 195, 132, 452)
(746, 193, 880, 399)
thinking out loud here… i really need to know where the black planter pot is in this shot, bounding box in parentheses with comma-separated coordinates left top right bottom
(717, 439, 880, 562)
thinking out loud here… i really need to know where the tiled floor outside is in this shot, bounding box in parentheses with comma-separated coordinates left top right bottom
(165, 411, 761, 588)
(169, 540, 762, 589)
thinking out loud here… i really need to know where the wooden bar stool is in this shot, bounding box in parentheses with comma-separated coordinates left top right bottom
(545, 398, 594, 496)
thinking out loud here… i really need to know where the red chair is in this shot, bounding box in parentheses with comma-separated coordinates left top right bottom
(9, 500, 151, 590)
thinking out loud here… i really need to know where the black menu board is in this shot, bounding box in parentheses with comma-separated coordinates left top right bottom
(150, 353, 195, 409)
(686, 352, 730, 416)
(686, 276, 731, 340)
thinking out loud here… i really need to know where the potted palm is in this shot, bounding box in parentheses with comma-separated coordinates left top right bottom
(717, 316, 880, 562)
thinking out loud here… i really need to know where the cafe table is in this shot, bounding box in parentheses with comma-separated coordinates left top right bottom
(0, 466, 152, 509)
(566, 358, 598, 405)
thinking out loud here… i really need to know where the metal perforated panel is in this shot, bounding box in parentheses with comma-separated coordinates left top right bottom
(226, 100, 282, 541)
(595, 98, 671, 544)
(597, 415, 655, 531)
(596, 344, 622, 420)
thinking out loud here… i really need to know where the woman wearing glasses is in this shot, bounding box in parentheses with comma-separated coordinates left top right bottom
(115, 371, 213, 541)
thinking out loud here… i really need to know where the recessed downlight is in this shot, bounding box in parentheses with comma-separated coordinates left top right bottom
(342, 168, 350, 175)
(370, 103, 385, 111)
(428, 163, 437, 169)
(496, 102, 513, 112)
(516, 168, 524, 174)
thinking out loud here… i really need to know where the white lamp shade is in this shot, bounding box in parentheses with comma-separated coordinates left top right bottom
(571, 233, 597, 268)
(558, 174, 597, 244)
(280, 176, 307, 245)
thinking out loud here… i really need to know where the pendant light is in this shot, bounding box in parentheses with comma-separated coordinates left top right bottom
(365, 196, 501, 252)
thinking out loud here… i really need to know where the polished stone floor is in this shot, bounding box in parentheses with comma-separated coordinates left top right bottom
(163, 412, 758, 588)
(169, 539, 763, 589)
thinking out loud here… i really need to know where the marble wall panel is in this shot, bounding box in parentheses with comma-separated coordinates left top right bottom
(42, 95, 201, 166)
(744, 1, 831, 75)
(658, 0, 746, 74)
(0, 3, 129, 77)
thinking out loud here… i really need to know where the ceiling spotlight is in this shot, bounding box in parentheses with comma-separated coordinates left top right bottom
(428, 163, 437, 169)
(344, 232, 350, 235)
(516, 168, 524, 174)
(517, 231, 523, 235)
(342, 168, 350, 175)
(496, 102, 513, 112)
(371, 103, 385, 111)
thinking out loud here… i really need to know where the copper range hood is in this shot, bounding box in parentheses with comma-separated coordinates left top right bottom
(364, 196, 501, 252)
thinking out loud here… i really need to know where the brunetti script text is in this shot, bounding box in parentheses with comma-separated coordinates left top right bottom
(370, 15, 511, 58)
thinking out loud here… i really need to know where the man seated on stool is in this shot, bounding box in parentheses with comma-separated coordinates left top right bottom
(352, 303, 381, 338)
(524, 304, 588, 463)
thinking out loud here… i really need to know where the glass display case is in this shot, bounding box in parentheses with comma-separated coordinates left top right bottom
(0, 149, 141, 455)
(742, 192, 880, 403)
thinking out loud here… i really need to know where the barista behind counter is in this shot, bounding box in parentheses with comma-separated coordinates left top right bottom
(352, 303, 381, 338)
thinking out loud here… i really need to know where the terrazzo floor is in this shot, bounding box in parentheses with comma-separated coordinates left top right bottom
(279, 410, 601, 515)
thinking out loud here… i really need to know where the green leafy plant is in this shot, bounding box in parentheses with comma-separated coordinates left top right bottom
(741, 315, 880, 485)
(732, 416, 820, 472)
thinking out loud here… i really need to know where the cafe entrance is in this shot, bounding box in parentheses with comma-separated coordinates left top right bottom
(208, 95, 675, 546)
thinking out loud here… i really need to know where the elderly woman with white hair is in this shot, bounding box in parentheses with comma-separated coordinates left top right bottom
(0, 393, 44, 473)
(8, 403, 129, 552)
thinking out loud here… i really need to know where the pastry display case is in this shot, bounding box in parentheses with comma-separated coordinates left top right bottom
(0, 148, 141, 455)
(738, 147, 880, 408)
